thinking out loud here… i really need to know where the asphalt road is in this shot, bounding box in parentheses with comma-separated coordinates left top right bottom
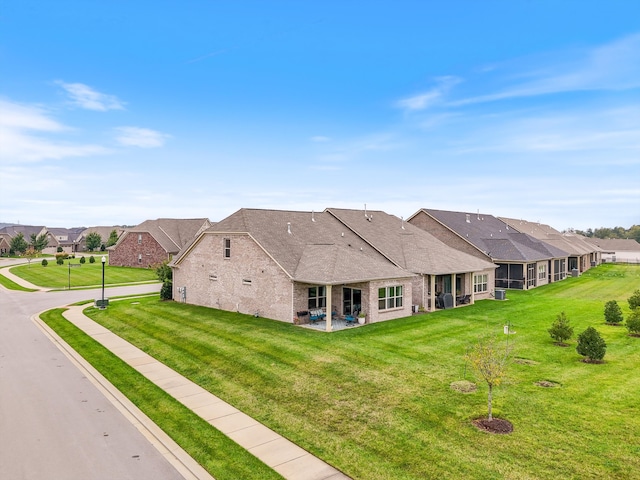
(0, 275, 186, 479)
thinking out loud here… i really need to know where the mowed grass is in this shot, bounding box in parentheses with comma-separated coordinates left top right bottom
(11, 260, 158, 288)
(81, 264, 640, 479)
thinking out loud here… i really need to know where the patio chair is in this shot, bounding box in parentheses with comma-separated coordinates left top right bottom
(344, 308, 359, 325)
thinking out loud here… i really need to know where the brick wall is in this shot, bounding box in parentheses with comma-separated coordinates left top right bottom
(109, 232, 168, 268)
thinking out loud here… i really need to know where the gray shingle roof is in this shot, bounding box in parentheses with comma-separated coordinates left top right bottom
(125, 218, 211, 253)
(420, 209, 569, 262)
(499, 217, 601, 256)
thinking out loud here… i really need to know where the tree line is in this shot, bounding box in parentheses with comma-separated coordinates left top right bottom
(8, 229, 119, 256)
(572, 225, 640, 243)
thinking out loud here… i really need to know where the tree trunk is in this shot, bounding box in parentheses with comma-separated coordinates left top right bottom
(488, 384, 493, 420)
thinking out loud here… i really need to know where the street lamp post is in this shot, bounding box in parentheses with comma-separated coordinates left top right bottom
(100, 256, 106, 309)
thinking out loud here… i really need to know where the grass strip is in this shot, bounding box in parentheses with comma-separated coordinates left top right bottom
(0, 271, 37, 291)
(39, 308, 283, 480)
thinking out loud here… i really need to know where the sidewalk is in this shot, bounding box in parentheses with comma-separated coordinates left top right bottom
(0, 264, 46, 290)
(61, 306, 350, 480)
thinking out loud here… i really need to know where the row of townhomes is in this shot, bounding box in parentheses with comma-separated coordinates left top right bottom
(0, 224, 125, 255)
(168, 206, 607, 328)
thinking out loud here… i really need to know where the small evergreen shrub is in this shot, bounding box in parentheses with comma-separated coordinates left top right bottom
(628, 289, 640, 310)
(41, 259, 48, 267)
(56, 257, 64, 265)
(160, 281, 173, 300)
(604, 300, 623, 325)
(79, 256, 86, 264)
(89, 256, 95, 264)
(548, 311, 573, 345)
(576, 327, 607, 363)
(626, 309, 640, 337)
(57, 246, 63, 253)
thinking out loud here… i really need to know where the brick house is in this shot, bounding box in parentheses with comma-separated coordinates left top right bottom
(109, 218, 211, 268)
(408, 209, 570, 290)
(499, 217, 602, 273)
(171, 208, 496, 327)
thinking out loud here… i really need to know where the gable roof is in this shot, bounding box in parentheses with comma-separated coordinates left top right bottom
(326, 208, 496, 275)
(584, 237, 640, 252)
(0, 225, 47, 239)
(414, 209, 569, 262)
(176, 207, 496, 283)
(499, 217, 601, 256)
(119, 218, 211, 254)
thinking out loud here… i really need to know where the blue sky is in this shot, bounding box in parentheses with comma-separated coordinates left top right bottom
(1, 1, 639, 231)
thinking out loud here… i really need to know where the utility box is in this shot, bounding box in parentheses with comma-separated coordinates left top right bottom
(95, 298, 109, 308)
(571, 268, 579, 277)
(495, 289, 506, 300)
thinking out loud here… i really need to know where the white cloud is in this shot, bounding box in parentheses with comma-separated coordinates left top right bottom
(451, 33, 640, 107)
(396, 76, 461, 111)
(310, 135, 331, 142)
(0, 99, 109, 163)
(56, 81, 126, 111)
(115, 126, 170, 148)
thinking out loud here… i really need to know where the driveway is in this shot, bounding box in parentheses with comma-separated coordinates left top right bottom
(0, 274, 189, 479)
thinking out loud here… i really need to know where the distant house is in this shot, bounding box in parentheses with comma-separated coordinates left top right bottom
(584, 238, 640, 264)
(76, 226, 126, 253)
(0, 225, 48, 255)
(44, 227, 85, 254)
(408, 209, 570, 290)
(109, 218, 211, 268)
(171, 208, 496, 326)
(499, 218, 602, 273)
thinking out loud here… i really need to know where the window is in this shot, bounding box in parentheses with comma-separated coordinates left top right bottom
(137, 234, 142, 244)
(538, 264, 546, 280)
(474, 274, 488, 293)
(308, 286, 326, 309)
(137, 253, 142, 264)
(378, 285, 403, 310)
(223, 238, 231, 258)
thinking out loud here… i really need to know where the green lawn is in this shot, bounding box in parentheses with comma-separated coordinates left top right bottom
(11, 260, 159, 289)
(70, 265, 640, 479)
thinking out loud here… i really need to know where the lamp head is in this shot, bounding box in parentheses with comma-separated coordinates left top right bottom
(101, 256, 106, 263)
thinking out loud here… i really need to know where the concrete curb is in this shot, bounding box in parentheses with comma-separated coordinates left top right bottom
(32, 310, 215, 480)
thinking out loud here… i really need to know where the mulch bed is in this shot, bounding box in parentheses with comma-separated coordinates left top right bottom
(473, 418, 513, 434)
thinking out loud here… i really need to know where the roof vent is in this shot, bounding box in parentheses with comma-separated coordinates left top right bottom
(466, 214, 471, 223)
(287, 222, 292, 234)
(311, 210, 315, 222)
(401, 216, 405, 229)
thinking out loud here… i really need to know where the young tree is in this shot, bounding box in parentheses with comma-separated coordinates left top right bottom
(628, 289, 640, 311)
(604, 300, 623, 325)
(85, 232, 102, 252)
(464, 337, 511, 421)
(106, 229, 119, 247)
(156, 261, 173, 300)
(626, 309, 640, 337)
(576, 327, 607, 363)
(10, 232, 28, 255)
(24, 246, 38, 266)
(548, 311, 574, 345)
(30, 233, 49, 253)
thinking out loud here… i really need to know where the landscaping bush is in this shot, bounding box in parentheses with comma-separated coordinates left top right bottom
(41, 259, 48, 267)
(604, 300, 623, 325)
(628, 289, 640, 310)
(160, 280, 173, 301)
(548, 311, 573, 345)
(576, 327, 607, 363)
(55, 252, 69, 261)
(89, 256, 95, 264)
(626, 309, 640, 337)
(56, 257, 64, 265)
(79, 256, 86, 264)
(57, 246, 63, 253)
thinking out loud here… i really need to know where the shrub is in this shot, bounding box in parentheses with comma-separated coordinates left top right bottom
(79, 256, 86, 264)
(55, 252, 69, 261)
(626, 309, 640, 337)
(41, 259, 48, 267)
(160, 281, 173, 301)
(576, 327, 607, 363)
(89, 256, 95, 264)
(56, 257, 64, 265)
(628, 289, 640, 310)
(548, 312, 573, 345)
(604, 300, 623, 325)
(57, 246, 63, 253)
